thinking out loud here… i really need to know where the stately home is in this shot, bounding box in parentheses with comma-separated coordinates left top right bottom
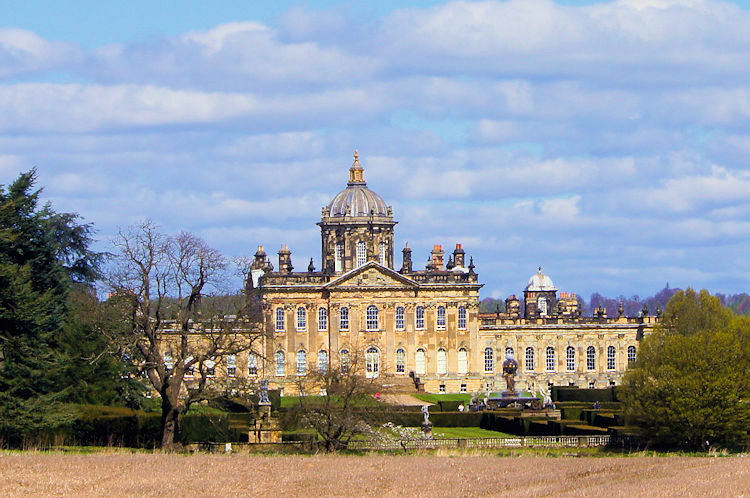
(244, 152, 656, 395)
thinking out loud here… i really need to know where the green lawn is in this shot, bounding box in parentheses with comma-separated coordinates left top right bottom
(280, 395, 380, 409)
(413, 393, 473, 404)
(431, 427, 515, 438)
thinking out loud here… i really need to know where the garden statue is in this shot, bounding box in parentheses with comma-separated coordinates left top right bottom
(502, 354, 519, 394)
(421, 405, 433, 436)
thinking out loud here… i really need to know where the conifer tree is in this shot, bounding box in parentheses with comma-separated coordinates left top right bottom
(0, 170, 105, 445)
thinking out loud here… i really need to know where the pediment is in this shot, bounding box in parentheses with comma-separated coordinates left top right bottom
(324, 262, 418, 290)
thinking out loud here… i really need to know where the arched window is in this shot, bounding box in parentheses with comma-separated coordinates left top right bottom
(436, 306, 446, 330)
(339, 307, 349, 330)
(296, 307, 306, 331)
(525, 347, 535, 371)
(318, 307, 328, 331)
(437, 348, 447, 374)
(415, 348, 426, 375)
(248, 352, 258, 376)
(366, 305, 379, 330)
(379, 242, 387, 266)
(484, 347, 494, 372)
(335, 242, 344, 272)
(366, 347, 380, 378)
(164, 352, 174, 372)
(356, 241, 367, 267)
(505, 346, 514, 358)
(275, 308, 285, 332)
(566, 346, 576, 371)
(586, 346, 596, 370)
(607, 345, 616, 370)
(226, 354, 237, 377)
(318, 350, 328, 373)
(396, 348, 406, 373)
(297, 350, 307, 376)
(340, 349, 350, 373)
(458, 348, 468, 374)
(415, 306, 425, 330)
(546, 347, 555, 372)
(458, 306, 467, 329)
(538, 296, 548, 316)
(627, 345, 637, 364)
(275, 351, 285, 376)
(395, 307, 405, 330)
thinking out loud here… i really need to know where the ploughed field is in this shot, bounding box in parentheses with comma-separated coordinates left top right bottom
(1, 453, 748, 496)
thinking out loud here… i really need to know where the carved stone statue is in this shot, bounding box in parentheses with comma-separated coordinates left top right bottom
(258, 379, 270, 404)
(502, 355, 519, 394)
(421, 404, 430, 424)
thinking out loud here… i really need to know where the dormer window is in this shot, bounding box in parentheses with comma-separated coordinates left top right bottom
(335, 242, 344, 272)
(538, 296, 548, 316)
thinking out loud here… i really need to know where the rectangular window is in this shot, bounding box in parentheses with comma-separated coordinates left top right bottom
(226, 354, 237, 377)
(458, 306, 467, 330)
(439, 384, 446, 393)
(395, 307, 405, 330)
(379, 242, 387, 266)
(436, 306, 446, 330)
(275, 308, 285, 332)
(248, 353, 258, 376)
(340, 307, 349, 330)
(335, 242, 343, 272)
(366, 306, 379, 331)
(296, 307, 306, 331)
(416, 306, 425, 330)
(460, 383, 467, 393)
(356, 241, 367, 267)
(318, 308, 328, 331)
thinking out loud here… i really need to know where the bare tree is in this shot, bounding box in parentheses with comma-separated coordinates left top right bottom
(292, 350, 383, 452)
(107, 221, 261, 450)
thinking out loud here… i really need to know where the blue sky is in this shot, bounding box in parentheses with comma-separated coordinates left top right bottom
(2, 0, 750, 300)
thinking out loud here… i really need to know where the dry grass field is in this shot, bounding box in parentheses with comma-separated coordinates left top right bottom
(1, 451, 748, 497)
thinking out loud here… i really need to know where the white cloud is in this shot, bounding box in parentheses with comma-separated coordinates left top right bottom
(0, 28, 80, 78)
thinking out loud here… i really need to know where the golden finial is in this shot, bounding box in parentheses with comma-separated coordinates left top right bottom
(348, 149, 365, 185)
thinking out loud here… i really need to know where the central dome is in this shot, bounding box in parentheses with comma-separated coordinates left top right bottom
(326, 151, 390, 217)
(525, 267, 556, 291)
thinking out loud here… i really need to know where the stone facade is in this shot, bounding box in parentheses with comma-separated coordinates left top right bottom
(242, 152, 656, 395)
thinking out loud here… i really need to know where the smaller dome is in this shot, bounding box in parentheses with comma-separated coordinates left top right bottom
(525, 267, 556, 291)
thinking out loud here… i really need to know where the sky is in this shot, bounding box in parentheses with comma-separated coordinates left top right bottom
(2, 0, 750, 300)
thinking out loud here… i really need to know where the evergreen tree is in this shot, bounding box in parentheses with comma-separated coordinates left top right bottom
(0, 170, 106, 445)
(622, 288, 750, 450)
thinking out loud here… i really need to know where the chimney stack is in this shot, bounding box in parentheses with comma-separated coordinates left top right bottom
(431, 244, 445, 271)
(278, 245, 293, 274)
(401, 242, 413, 273)
(453, 243, 465, 268)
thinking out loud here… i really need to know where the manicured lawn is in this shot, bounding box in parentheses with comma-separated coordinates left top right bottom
(413, 393, 473, 403)
(280, 395, 380, 409)
(431, 427, 515, 438)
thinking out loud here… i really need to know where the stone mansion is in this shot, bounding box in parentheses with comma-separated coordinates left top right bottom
(245, 152, 656, 395)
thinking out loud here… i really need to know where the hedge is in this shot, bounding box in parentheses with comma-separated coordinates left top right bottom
(551, 386, 621, 402)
